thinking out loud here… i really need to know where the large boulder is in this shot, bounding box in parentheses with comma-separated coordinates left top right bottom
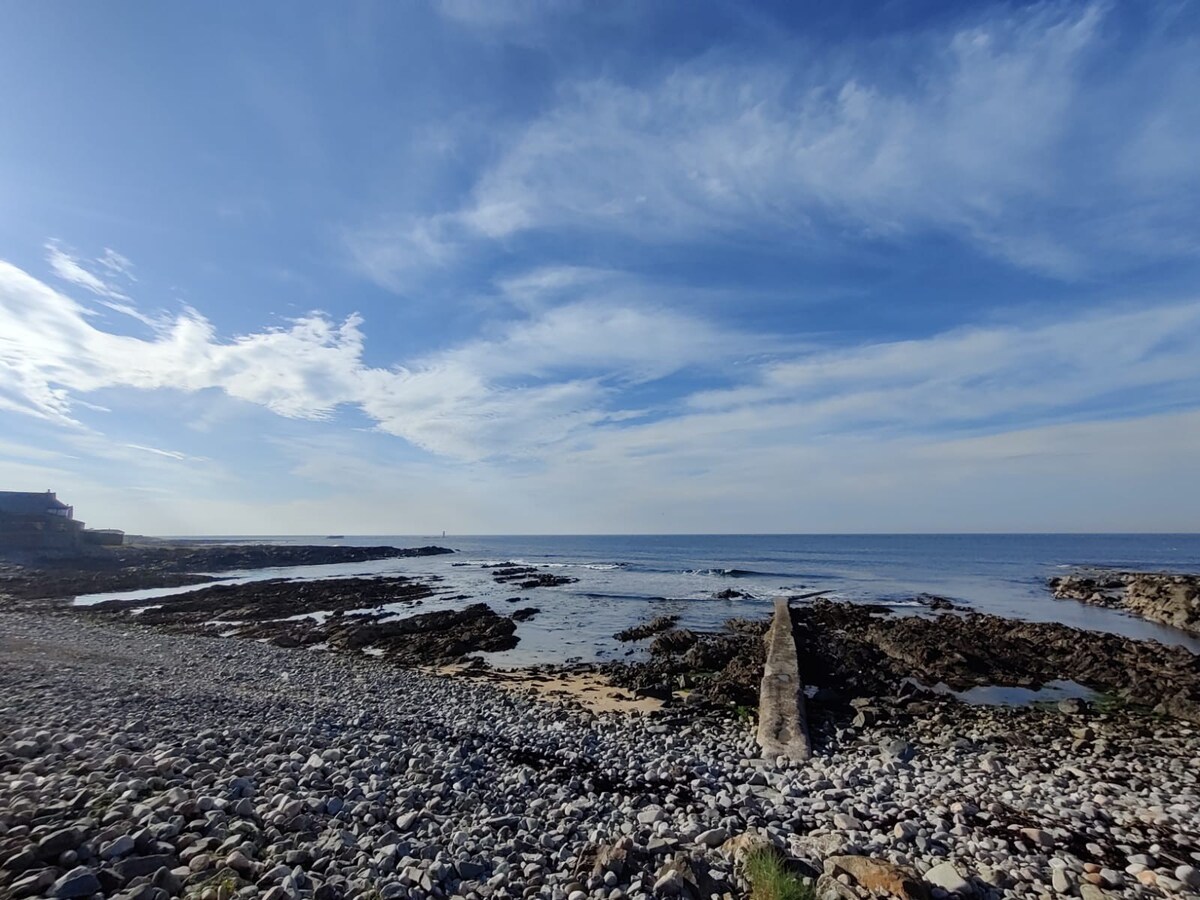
(824, 856, 930, 900)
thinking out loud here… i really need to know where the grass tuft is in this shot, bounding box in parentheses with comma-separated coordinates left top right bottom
(743, 848, 816, 900)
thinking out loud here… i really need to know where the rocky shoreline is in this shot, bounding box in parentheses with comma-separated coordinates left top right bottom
(0, 546, 454, 602)
(1049, 572, 1200, 636)
(3, 547, 1200, 900)
(2, 609, 1199, 900)
(603, 600, 1200, 725)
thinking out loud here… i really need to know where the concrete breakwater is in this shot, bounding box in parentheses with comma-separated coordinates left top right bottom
(756, 598, 811, 762)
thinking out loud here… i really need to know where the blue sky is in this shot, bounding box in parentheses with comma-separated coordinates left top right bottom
(1, 0, 1198, 534)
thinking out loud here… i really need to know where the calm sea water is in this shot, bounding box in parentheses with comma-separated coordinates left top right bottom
(81, 534, 1200, 665)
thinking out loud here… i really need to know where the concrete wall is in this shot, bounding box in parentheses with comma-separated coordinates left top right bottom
(756, 597, 812, 761)
(0, 512, 85, 553)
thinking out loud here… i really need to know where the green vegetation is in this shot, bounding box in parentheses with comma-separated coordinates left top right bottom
(733, 703, 756, 721)
(743, 847, 816, 900)
(186, 873, 240, 900)
(1092, 691, 1133, 714)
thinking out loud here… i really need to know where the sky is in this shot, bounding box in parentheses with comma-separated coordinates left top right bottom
(1, 0, 1198, 535)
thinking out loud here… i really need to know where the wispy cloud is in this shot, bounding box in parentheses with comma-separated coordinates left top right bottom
(125, 443, 207, 462)
(44, 241, 159, 328)
(685, 303, 1200, 433)
(46, 241, 131, 301)
(342, 215, 466, 289)
(4, 255, 1199, 476)
(97, 248, 136, 280)
(434, 0, 587, 41)
(352, 2, 1200, 285)
(0, 259, 747, 459)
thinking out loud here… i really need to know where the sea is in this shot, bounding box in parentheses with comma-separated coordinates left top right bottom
(75, 533, 1200, 666)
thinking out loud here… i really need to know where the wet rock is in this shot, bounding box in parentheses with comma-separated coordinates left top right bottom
(3, 848, 38, 872)
(604, 618, 766, 707)
(37, 827, 85, 859)
(329, 603, 520, 664)
(713, 589, 750, 600)
(916, 594, 957, 611)
(10, 869, 58, 898)
(650, 629, 698, 656)
(614, 616, 679, 642)
(107, 575, 436, 627)
(786, 599, 1200, 724)
(1057, 698, 1088, 716)
(52, 866, 101, 899)
(488, 566, 578, 589)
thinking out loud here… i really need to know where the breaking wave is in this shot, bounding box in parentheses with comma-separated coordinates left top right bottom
(682, 567, 793, 579)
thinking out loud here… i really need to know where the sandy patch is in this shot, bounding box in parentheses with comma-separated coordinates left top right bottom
(424, 663, 664, 716)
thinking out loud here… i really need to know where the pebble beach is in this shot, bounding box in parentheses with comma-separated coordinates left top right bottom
(3, 609, 1199, 900)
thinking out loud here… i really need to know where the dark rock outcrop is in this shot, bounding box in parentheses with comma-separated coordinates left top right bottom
(326, 603, 518, 664)
(0, 544, 453, 600)
(614, 615, 680, 642)
(1051, 570, 1200, 635)
(605, 600, 1200, 724)
(603, 619, 767, 709)
(915, 593, 956, 611)
(650, 629, 698, 656)
(790, 601, 1200, 723)
(488, 565, 578, 589)
(88, 575, 434, 624)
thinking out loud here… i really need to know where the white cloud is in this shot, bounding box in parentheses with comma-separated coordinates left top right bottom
(46, 241, 130, 301)
(516, 408, 1200, 534)
(44, 241, 159, 328)
(350, 298, 753, 458)
(357, 2, 1200, 283)
(4, 247, 1197, 533)
(434, 0, 587, 41)
(97, 248, 136, 280)
(342, 216, 466, 289)
(462, 6, 1099, 266)
(0, 260, 748, 460)
(495, 265, 612, 308)
(5, 254, 1200, 486)
(684, 302, 1200, 436)
(125, 443, 207, 462)
(43, 408, 1193, 535)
